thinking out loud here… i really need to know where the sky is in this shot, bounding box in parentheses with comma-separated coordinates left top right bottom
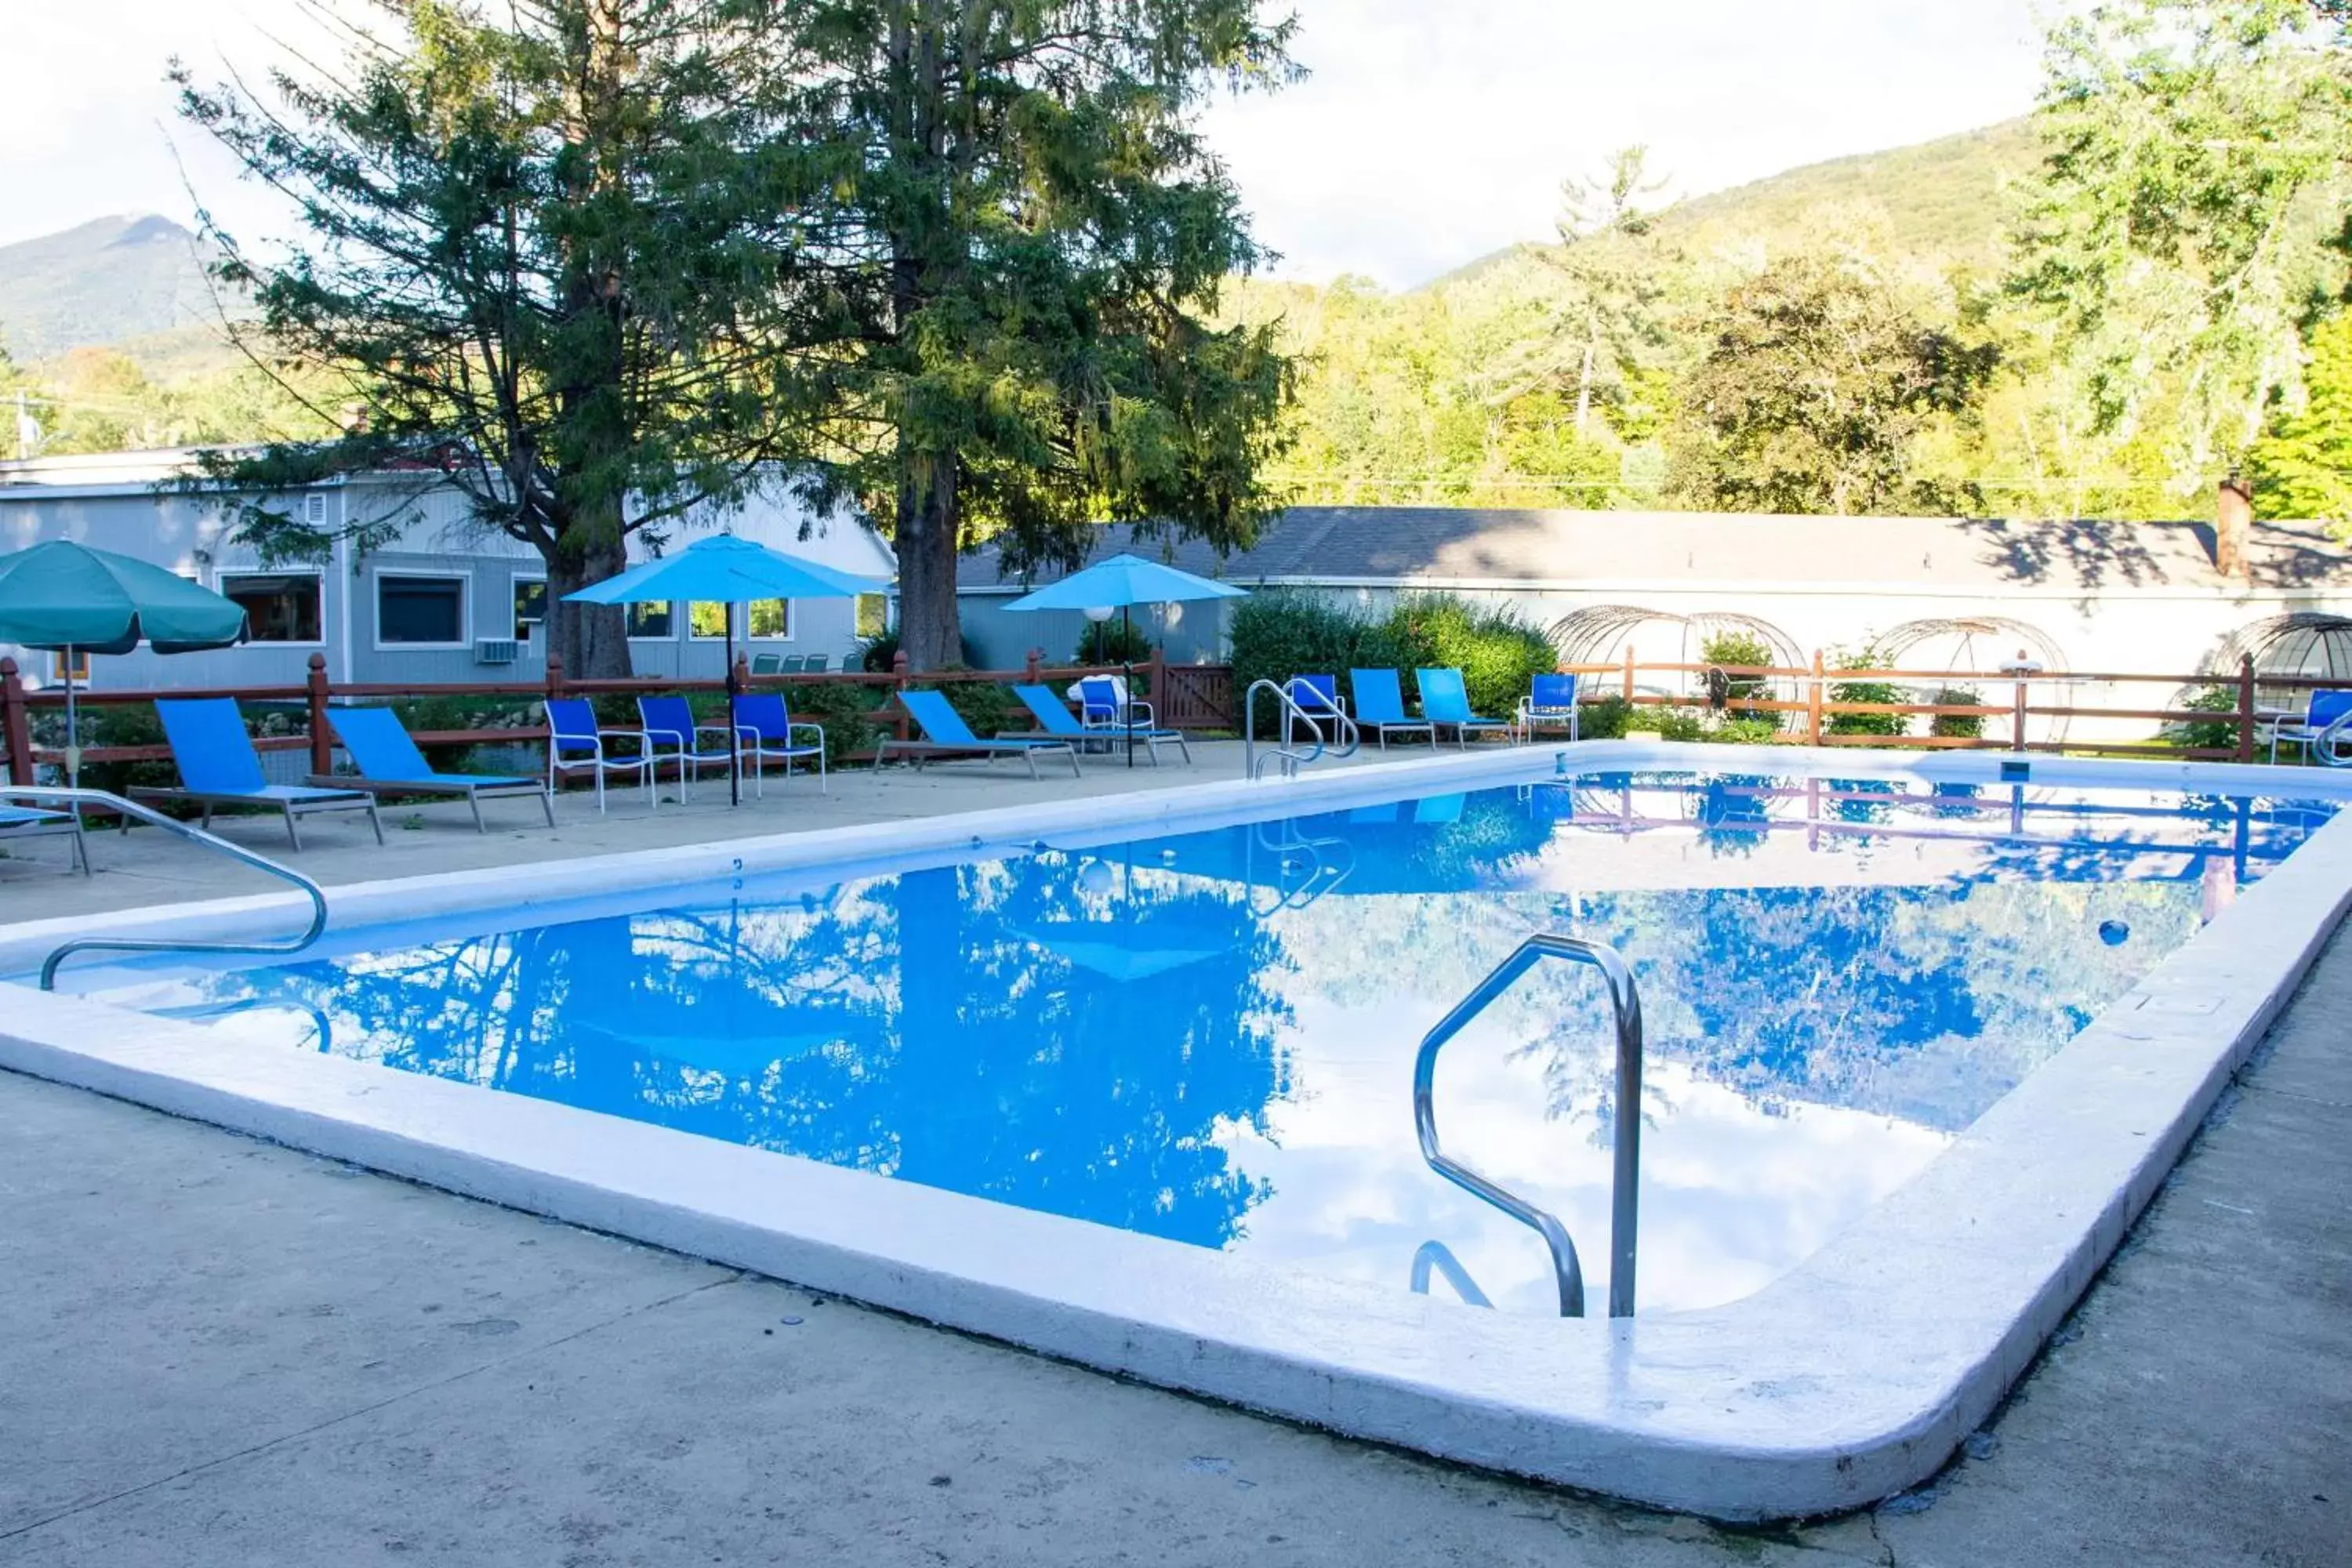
(0, 0, 2052, 290)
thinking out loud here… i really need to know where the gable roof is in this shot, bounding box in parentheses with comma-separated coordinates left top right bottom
(957, 507, 2352, 597)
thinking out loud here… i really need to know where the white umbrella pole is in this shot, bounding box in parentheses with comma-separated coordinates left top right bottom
(63, 647, 78, 790)
(727, 604, 742, 808)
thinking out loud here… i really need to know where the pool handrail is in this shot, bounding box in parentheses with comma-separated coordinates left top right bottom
(1413, 931, 1644, 1319)
(16, 786, 330, 992)
(1243, 678, 1360, 779)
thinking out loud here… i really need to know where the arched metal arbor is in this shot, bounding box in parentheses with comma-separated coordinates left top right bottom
(1544, 606, 1808, 709)
(1871, 617, 2076, 746)
(2201, 615, 2352, 706)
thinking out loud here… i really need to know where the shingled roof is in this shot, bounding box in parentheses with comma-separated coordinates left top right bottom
(957, 508, 2352, 596)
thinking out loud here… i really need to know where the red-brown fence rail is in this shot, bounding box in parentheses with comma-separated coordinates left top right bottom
(0, 650, 1240, 783)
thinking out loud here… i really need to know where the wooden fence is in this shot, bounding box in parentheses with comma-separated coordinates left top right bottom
(0, 649, 1240, 785)
(0, 644, 2327, 786)
(1559, 649, 2303, 764)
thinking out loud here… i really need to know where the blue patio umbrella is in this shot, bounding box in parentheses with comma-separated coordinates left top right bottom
(0, 539, 249, 786)
(1001, 554, 1248, 765)
(564, 533, 891, 804)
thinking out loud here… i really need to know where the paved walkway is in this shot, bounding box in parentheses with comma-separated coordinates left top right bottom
(1, 739, 1417, 923)
(2, 916, 2345, 1563)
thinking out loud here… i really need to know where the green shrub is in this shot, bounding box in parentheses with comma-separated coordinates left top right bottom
(1577, 695, 1634, 739)
(1712, 717, 1786, 745)
(1653, 707, 1708, 742)
(1073, 618, 1156, 666)
(1929, 685, 1985, 741)
(1229, 589, 1558, 736)
(1697, 630, 1780, 731)
(1386, 593, 1559, 718)
(2166, 685, 2241, 752)
(857, 630, 985, 673)
(1826, 648, 1907, 738)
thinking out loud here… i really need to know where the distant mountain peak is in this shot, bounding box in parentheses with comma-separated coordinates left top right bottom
(107, 214, 200, 249)
(0, 211, 232, 362)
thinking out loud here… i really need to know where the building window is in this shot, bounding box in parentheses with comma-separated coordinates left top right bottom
(53, 649, 91, 684)
(627, 601, 674, 639)
(688, 601, 731, 641)
(220, 572, 323, 644)
(512, 578, 547, 641)
(376, 575, 466, 645)
(748, 599, 789, 639)
(855, 593, 889, 638)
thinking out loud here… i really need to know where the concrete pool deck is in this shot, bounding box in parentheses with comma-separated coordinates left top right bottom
(2, 918, 2345, 1564)
(0, 739, 1406, 921)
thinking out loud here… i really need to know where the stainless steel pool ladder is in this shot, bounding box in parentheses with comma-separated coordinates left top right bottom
(13, 787, 331, 992)
(1413, 933, 1644, 1319)
(1242, 680, 1361, 780)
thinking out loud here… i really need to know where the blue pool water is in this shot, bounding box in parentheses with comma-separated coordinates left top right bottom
(78, 770, 2340, 1315)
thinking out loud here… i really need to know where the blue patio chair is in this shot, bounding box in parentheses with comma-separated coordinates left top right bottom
(1515, 673, 1581, 742)
(730, 691, 826, 795)
(1077, 676, 1182, 753)
(1348, 669, 1434, 750)
(1416, 668, 1513, 748)
(880, 689, 1082, 779)
(318, 707, 555, 833)
(750, 653, 783, 676)
(638, 695, 737, 800)
(546, 697, 659, 812)
(1011, 684, 1191, 765)
(2267, 688, 2352, 764)
(1281, 673, 1348, 749)
(779, 654, 807, 673)
(128, 699, 383, 850)
(0, 797, 89, 875)
(803, 653, 831, 673)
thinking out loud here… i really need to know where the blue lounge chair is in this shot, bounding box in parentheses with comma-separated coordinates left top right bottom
(2267, 688, 2352, 764)
(1011, 684, 1192, 765)
(750, 653, 784, 676)
(315, 707, 555, 833)
(1416, 668, 1513, 748)
(639, 695, 738, 800)
(881, 690, 1081, 779)
(546, 698, 659, 812)
(1282, 674, 1348, 749)
(1515, 673, 1582, 742)
(804, 654, 831, 673)
(731, 691, 826, 795)
(1348, 669, 1434, 749)
(131, 698, 383, 849)
(0, 797, 89, 875)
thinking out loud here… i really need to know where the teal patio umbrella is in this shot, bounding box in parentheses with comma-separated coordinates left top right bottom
(1000, 554, 1248, 766)
(0, 539, 249, 785)
(564, 532, 891, 805)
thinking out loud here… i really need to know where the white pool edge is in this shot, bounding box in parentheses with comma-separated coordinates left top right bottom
(1, 740, 2346, 1522)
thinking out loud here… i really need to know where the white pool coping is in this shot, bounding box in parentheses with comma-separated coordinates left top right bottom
(2, 740, 2347, 1521)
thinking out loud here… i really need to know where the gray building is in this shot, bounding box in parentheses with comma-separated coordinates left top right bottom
(0, 450, 896, 695)
(956, 506, 2352, 688)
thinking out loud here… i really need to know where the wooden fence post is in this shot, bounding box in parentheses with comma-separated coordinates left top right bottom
(0, 658, 33, 786)
(1621, 646, 1635, 702)
(2011, 670, 2030, 753)
(2236, 655, 2257, 764)
(543, 654, 566, 706)
(1807, 649, 1825, 748)
(306, 653, 334, 777)
(891, 650, 912, 742)
(1023, 648, 1042, 684)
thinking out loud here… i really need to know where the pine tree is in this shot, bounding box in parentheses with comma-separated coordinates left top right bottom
(2254, 312, 2352, 526)
(175, 1, 842, 677)
(792, 1, 1299, 670)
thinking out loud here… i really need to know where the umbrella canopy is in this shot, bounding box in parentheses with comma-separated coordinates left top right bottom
(1000, 553, 1247, 614)
(0, 539, 248, 653)
(562, 532, 889, 608)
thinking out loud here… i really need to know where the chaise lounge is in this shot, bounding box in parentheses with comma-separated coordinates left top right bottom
(132, 697, 384, 849)
(881, 690, 1082, 779)
(315, 706, 555, 832)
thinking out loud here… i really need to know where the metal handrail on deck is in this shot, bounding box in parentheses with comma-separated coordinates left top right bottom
(7, 787, 330, 991)
(1413, 932, 1645, 1319)
(1242, 679, 1361, 779)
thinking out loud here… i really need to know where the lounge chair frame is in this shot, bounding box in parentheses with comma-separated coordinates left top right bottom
(311, 708, 555, 833)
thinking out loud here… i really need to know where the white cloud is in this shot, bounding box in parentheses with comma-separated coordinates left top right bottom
(1, 0, 2050, 285)
(1199, 0, 2049, 287)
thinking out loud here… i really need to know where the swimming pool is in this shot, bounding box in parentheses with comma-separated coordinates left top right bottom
(6, 743, 2350, 1518)
(56, 768, 2341, 1317)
